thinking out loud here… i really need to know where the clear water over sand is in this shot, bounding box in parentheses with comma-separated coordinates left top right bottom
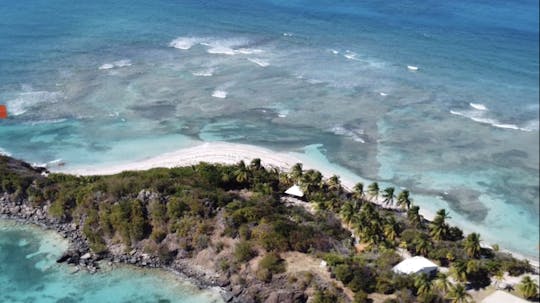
(0, 220, 223, 303)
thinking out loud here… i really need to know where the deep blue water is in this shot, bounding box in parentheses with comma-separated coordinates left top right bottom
(0, 0, 538, 260)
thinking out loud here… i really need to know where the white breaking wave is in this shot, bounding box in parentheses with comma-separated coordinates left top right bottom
(170, 36, 263, 56)
(6, 91, 62, 116)
(331, 126, 366, 143)
(99, 59, 132, 70)
(169, 37, 203, 50)
(330, 49, 339, 55)
(407, 65, 419, 71)
(469, 102, 487, 111)
(282, 32, 293, 37)
(449, 110, 533, 132)
(98, 63, 114, 70)
(344, 50, 359, 60)
(247, 58, 270, 67)
(192, 68, 215, 77)
(379, 92, 388, 96)
(0, 147, 11, 157)
(212, 90, 228, 99)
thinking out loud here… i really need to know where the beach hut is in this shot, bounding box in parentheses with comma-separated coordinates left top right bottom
(481, 290, 529, 303)
(392, 256, 438, 275)
(284, 184, 304, 198)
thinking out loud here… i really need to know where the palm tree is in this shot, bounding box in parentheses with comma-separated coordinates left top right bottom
(234, 160, 250, 183)
(396, 190, 412, 209)
(450, 260, 468, 283)
(301, 169, 322, 195)
(447, 283, 472, 303)
(249, 158, 262, 171)
(353, 182, 365, 201)
(414, 235, 432, 256)
(327, 175, 343, 195)
(518, 275, 539, 300)
(367, 182, 379, 202)
(407, 205, 422, 228)
(433, 272, 451, 296)
(383, 216, 400, 243)
(382, 187, 395, 206)
(414, 273, 432, 296)
(430, 209, 450, 241)
(464, 233, 481, 258)
(290, 163, 303, 182)
(340, 202, 355, 227)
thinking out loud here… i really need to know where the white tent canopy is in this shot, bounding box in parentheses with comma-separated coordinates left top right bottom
(285, 185, 304, 197)
(482, 290, 529, 303)
(392, 256, 438, 275)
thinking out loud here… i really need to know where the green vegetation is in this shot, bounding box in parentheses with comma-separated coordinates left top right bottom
(0, 155, 536, 302)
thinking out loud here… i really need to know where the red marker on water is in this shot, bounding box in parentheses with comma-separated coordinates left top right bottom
(0, 105, 7, 119)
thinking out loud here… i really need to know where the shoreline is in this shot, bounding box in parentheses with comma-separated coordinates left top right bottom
(0, 199, 233, 302)
(54, 141, 539, 267)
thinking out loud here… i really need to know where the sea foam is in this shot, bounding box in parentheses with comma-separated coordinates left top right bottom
(469, 103, 487, 111)
(247, 58, 270, 67)
(7, 91, 62, 116)
(169, 37, 203, 50)
(212, 90, 228, 99)
(192, 68, 215, 77)
(99, 59, 132, 70)
(449, 110, 531, 132)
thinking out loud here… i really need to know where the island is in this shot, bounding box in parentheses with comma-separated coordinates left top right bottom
(1, 154, 538, 303)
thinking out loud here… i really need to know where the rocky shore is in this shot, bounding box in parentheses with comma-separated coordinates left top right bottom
(0, 193, 245, 302)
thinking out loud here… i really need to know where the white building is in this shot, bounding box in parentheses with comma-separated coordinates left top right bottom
(482, 290, 529, 303)
(284, 184, 304, 198)
(392, 256, 438, 275)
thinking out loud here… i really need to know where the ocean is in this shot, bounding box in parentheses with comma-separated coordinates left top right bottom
(0, 219, 223, 303)
(0, 0, 538, 285)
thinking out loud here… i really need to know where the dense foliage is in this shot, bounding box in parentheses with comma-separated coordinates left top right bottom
(0, 155, 535, 302)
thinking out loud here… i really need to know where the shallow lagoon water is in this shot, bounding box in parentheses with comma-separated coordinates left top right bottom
(0, 1, 538, 259)
(0, 220, 223, 303)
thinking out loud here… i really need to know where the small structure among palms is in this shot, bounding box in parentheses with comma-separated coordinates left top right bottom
(284, 184, 304, 199)
(392, 256, 438, 276)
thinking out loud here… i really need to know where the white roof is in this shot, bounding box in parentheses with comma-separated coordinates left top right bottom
(392, 256, 438, 275)
(482, 290, 529, 303)
(285, 185, 304, 197)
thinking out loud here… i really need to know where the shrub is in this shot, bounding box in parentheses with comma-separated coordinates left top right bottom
(258, 252, 286, 275)
(234, 241, 256, 263)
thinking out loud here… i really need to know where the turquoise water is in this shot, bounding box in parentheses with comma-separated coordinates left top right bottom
(0, 219, 223, 303)
(0, 1, 538, 259)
